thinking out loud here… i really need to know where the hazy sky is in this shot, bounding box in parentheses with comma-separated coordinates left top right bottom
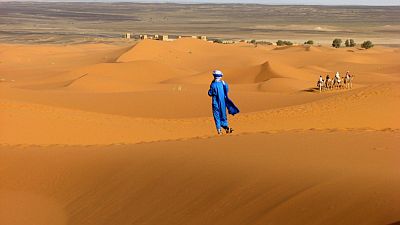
(1, 0, 400, 5)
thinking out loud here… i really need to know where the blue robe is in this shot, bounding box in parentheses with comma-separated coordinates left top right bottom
(208, 80, 239, 130)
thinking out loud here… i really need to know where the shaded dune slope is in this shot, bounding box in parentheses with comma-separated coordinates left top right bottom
(1, 131, 399, 225)
(163, 61, 284, 85)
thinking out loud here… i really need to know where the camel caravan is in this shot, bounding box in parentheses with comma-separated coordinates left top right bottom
(317, 71, 353, 92)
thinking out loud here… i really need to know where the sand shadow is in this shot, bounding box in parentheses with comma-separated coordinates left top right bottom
(388, 222, 400, 225)
(302, 87, 320, 93)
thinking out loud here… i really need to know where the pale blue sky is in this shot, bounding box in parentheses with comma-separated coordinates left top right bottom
(1, 0, 400, 5)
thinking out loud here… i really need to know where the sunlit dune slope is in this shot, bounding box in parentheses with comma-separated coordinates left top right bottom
(1, 82, 399, 145)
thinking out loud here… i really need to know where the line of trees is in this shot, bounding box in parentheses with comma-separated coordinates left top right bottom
(332, 38, 374, 49)
(242, 38, 374, 49)
(276, 40, 293, 46)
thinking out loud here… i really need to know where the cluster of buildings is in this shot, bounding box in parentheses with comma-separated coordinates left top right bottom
(123, 33, 291, 46)
(123, 33, 207, 42)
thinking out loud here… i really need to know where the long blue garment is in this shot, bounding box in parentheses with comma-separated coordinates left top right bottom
(208, 80, 239, 130)
(226, 96, 240, 115)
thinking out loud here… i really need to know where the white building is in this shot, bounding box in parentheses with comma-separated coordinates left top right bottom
(124, 33, 131, 39)
(159, 35, 169, 41)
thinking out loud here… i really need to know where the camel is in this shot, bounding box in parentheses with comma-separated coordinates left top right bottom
(325, 78, 333, 90)
(333, 76, 342, 89)
(315, 72, 353, 92)
(317, 79, 325, 92)
(344, 72, 353, 89)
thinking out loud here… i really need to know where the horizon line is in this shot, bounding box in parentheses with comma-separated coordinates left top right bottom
(1, 0, 399, 6)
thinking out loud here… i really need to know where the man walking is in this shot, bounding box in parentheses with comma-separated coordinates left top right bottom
(208, 70, 239, 134)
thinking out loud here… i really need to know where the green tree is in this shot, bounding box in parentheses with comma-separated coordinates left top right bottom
(350, 39, 356, 47)
(361, 40, 374, 49)
(283, 41, 293, 46)
(213, 39, 223, 44)
(345, 39, 356, 47)
(304, 40, 314, 45)
(256, 41, 272, 45)
(276, 40, 284, 46)
(332, 38, 342, 48)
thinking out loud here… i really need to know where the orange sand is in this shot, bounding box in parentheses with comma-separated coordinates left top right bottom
(0, 39, 399, 225)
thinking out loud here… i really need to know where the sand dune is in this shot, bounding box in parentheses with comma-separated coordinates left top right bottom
(1, 131, 399, 225)
(257, 78, 313, 92)
(65, 60, 189, 91)
(117, 39, 267, 72)
(1, 40, 399, 225)
(164, 61, 284, 85)
(1, 82, 399, 145)
(0, 44, 131, 82)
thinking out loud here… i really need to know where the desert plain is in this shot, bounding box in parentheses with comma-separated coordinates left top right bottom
(0, 2, 400, 225)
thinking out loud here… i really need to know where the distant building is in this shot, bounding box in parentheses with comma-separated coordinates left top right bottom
(159, 35, 169, 41)
(140, 34, 148, 40)
(222, 40, 235, 44)
(124, 33, 131, 39)
(191, 35, 207, 41)
(167, 35, 181, 40)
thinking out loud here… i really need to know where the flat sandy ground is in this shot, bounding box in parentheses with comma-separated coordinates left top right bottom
(1, 2, 399, 44)
(0, 39, 399, 225)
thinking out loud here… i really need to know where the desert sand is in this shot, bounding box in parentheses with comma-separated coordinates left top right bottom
(1, 38, 399, 225)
